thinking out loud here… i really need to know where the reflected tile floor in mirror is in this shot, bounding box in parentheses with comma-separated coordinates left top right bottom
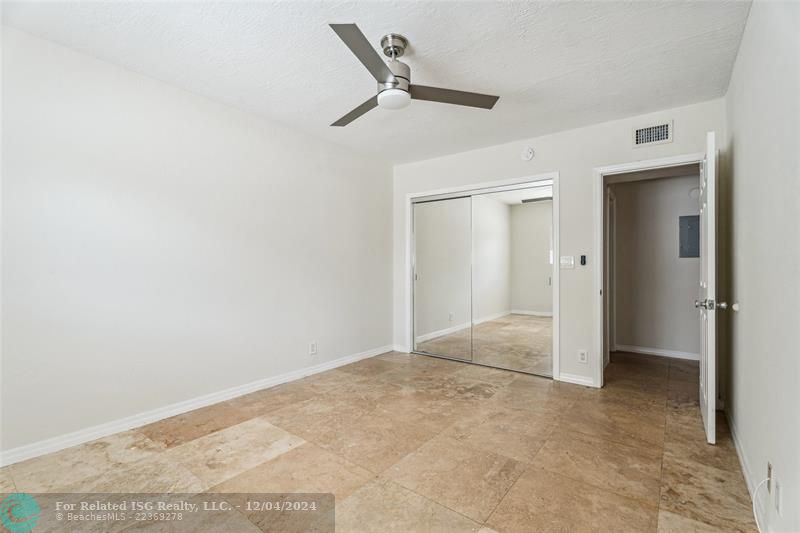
(416, 314, 552, 376)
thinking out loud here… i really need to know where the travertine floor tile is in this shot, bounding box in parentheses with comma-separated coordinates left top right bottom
(313, 411, 441, 474)
(449, 364, 519, 386)
(209, 441, 373, 500)
(486, 468, 658, 533)
(656, 509, 729, 532)
(63, 453, 206, 493)
(612, 352, 670, 367)
(385, 434, 526, 522)
(667, 379, 700, 408)
(166, 416, 304, 487)
(660, 454, 756, 531)
(292, 368, 370, 392)
(487, 380, 576, 415)
(4, 351, 756, 532)
(664, 409, 740, 472)
(336, 478, 484, 533)
(441, 407, 555, 464)
(668, 360, 700, 383)
(264, 393, 373, 441)
(337, 357, 400, 377)
(139, 402, 257, 448)
(560, 398, 666, 449)
(10, 430, 164, 492)
(222, 383, 320, 419)
(532, 428, 663, 505)
(0, 469, 15, 492)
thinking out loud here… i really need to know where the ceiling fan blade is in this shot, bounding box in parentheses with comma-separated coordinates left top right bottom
(331, 95, 379, 127)
(330, 24, 396, 83)
(410, 85, 499, 109)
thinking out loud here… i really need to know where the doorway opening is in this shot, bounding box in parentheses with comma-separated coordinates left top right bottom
(604, 166, 702, 365)
(593, 134, 720, 443)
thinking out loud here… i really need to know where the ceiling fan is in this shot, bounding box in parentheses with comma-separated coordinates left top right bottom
(329, 24, 500, 127)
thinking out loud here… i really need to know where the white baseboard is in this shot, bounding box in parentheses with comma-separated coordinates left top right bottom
(726, 411, 769, 532)
(557, 372, 597, 388)
(510, 309, 553, 317)
(392, 344, 410, 353)
(0, 344, 393, 467)
(472, 311, 511, 325)
(415, 322, 470, 343)
(614, 344, 699, 361)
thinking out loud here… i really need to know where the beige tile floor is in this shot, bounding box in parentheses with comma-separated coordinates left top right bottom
(1, 351, 755, 532)
(417, 314, 553, 376)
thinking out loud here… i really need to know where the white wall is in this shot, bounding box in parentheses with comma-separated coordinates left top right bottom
(413, 198, 471, 338)
(510, 201, 553, 315)
(724, 1, 800, 531)
(612, 176, 700, 357)
(1, 29, 393, 452)
(472, 196, 511, 323)
(393, 99, 725, 383)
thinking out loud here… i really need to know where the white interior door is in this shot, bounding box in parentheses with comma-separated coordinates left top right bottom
(698, 131, 718, 444)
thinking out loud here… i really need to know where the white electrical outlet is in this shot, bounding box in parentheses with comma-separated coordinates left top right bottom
(448, 312, 454, 322)
(578, 350, 588, 364)
(309, 342, 318, 355)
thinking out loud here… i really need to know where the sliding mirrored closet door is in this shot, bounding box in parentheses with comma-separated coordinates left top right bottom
(472, 190, 553, 376)
(413, 197, 472, 361)
(413, 184, 554, 377)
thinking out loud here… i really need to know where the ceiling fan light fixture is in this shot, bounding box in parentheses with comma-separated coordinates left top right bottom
(377, 88, 411, 110)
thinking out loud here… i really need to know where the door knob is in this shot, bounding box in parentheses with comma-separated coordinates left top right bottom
(694, 299, 705, 309)
(716, 301, 728, 310)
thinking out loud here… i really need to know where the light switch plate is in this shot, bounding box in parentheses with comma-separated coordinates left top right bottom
(560, 256, 575, 269)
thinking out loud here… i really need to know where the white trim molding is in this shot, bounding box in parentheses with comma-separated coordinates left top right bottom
(558, 373, 595, 388)
(614, 345, 699, 361)
(414, 322, 471, 343)
(510, 309, 553, 317)
(472, 311, 512, 325)
(726, 412, 770, 532)
(0, 344, 393, 467)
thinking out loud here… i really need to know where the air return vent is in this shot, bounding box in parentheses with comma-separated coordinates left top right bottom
(633, 121, 673, 147)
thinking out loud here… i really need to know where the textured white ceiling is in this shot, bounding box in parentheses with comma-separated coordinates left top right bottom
(3, 1, 750, 163)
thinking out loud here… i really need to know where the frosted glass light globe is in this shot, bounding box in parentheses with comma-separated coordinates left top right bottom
(377, 88, 411, 110)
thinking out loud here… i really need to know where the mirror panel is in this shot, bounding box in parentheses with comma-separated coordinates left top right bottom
(471, 190, 553, 376)
(413, 198, 472, 361)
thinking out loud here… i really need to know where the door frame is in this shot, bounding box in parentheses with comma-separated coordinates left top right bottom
(406, 171, 560, 379)
(592, 153, 704, 387)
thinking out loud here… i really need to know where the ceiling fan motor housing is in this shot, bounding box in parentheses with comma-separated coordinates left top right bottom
(379, 33, 410, 94)
(379, 60, 410, 93)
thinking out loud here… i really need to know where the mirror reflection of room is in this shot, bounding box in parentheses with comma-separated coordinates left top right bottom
(413, 197, 472, 360)
(472, 188, 553, 376)
(412, 184, 554, 377)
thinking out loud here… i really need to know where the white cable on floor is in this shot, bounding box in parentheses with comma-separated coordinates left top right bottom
(752, 477, 769, 532)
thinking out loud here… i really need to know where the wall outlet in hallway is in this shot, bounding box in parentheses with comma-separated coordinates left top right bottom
(309, 341, 318, 355)
(448, 312, 454, 322)
(578, 350, 588, 364)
